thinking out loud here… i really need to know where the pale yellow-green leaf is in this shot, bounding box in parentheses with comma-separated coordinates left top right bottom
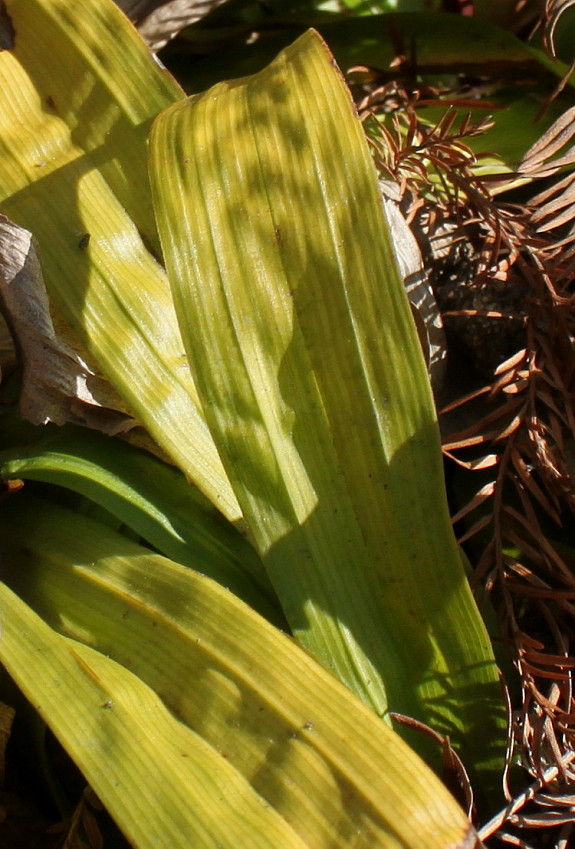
(0, 0, 240, 519)
(149, 28, 506, 785)
(0, 584, 312, 849)
(0, 493, 478, 849)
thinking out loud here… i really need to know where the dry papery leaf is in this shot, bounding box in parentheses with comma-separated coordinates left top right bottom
(0, 215, 137, 435)
(542, 0, 575, 57)
(113, 0, 226, 50)
(379, 179, 447, 395)
(432, 119, 575, 846)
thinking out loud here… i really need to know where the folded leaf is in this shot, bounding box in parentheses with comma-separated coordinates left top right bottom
(149, 28, 506, 787)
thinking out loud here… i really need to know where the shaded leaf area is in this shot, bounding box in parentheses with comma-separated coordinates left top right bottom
(313, 3, 575, 845)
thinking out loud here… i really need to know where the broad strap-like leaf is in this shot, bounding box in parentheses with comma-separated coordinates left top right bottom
(149, 28, 506, 787)
(0, 493, 479, 849)
(0, 0, 239, 519)
(0, 584, 311, 849)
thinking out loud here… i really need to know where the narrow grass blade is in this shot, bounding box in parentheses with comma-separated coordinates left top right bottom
(0, 0, 239, 519)
(149, 28, 506, 787)
(0, 493, 479, 849)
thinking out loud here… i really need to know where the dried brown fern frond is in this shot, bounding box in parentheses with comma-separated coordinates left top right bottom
(364, 76, 575, 842)
(438, 108, 575, 844)
(443, 303, 575, 847)
(357, 58, 575, 841)
(542, 0, 575, 57)
(519, 105, 575, 179)
(366, 107, 495, 207)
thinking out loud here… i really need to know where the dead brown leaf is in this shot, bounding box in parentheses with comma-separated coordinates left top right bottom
(0, 216, 137, 435)
(114, 0, 227, 50)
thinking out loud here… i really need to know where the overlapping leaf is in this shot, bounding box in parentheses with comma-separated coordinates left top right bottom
(149, 28, 506, 788)
(0, 424, 279, 621)
(0, 0, 240, 519)
(0, 494, 478, 849)
(0, 584, 311, 849)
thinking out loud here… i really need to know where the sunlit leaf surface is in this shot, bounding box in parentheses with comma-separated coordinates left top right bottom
(0, 0, 240, 519)
(0, 494, 478, 849)
(150, 28, 506, 786)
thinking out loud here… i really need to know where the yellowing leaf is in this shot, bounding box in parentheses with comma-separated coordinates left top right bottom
(0, 584, 311, 849)
(0, 494, 479, 849)
(149, 28, 506, 789)
(0, 0, 240, 519)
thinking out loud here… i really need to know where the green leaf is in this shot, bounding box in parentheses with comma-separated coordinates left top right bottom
(149, 27, 506, 789)
(0, 425, 280, 622)
(0, 493, 478, 849)
(0, 0, 240, 519)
